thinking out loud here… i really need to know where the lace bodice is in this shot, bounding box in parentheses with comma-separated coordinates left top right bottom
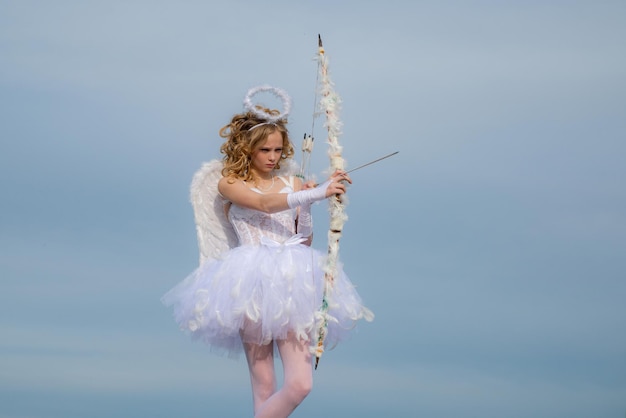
(228, 177, 297, 246)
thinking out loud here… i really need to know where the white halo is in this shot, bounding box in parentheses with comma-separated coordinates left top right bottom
(243, 85, 292, 123)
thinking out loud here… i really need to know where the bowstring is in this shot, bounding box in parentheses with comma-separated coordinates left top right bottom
(304, 37, 323, 361)
(300, 47, 320, 182)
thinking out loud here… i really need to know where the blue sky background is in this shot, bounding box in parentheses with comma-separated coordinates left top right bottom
(1, 1, 625, 417)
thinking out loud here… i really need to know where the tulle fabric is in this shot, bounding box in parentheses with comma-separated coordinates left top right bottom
(161, 239, 371, 357)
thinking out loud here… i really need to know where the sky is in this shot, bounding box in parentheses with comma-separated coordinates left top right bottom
(1, 1, 625, 417)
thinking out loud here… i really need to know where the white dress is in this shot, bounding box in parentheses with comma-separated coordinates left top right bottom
(162, 176, 373, 356)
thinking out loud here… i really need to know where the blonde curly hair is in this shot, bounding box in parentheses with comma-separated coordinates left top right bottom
(219, 107, 295, 182)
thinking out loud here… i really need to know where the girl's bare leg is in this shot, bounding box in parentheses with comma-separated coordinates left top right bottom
(253, 333, 313, 418)
(243, 341, 277, 415)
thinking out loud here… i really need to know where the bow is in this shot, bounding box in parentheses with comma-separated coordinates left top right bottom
(309, 34, 348, 369)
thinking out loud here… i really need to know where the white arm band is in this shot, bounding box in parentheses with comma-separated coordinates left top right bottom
(287, 180, 330, 209)
(297, 204, 313, 237)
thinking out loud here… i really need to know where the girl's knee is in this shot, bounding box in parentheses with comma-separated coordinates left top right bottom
(252, 374, 276, 401)
(285, 377, 312, 403)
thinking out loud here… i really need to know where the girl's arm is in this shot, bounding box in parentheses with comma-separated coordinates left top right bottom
(218, 170, 351, 214)
(296, 178, 316, 246)
(218, 177, 289, 213)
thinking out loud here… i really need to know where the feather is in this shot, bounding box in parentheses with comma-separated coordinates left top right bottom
(189, 159, 300, 265)
(190, 160, 237, 264)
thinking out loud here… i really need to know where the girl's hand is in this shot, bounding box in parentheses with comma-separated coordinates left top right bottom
(303, 180, 317, 190)
(325, 169, 352, 198)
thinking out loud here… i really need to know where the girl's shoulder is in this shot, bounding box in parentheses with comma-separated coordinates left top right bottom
(218, 174, 244, 186)
(217, 175, 245, 197)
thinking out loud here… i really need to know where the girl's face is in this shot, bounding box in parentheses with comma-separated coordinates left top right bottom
(250, 130, 284, 176)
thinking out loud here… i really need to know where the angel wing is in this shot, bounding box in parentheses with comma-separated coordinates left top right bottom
(190, 158, 301, 265)
(190, 160, 237, 264)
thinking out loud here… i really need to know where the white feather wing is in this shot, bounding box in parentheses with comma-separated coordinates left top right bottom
(190, 160, 238, 264)
(189, 158, 301, 265)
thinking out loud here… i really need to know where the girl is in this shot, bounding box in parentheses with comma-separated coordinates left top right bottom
(162, 86, 372, 417)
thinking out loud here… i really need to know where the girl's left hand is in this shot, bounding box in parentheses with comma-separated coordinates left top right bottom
(329, 169, 352, 186)
(324, 169, 351, 197)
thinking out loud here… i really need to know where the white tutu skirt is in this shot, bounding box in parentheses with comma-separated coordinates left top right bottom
(162, 239, 373, 356)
